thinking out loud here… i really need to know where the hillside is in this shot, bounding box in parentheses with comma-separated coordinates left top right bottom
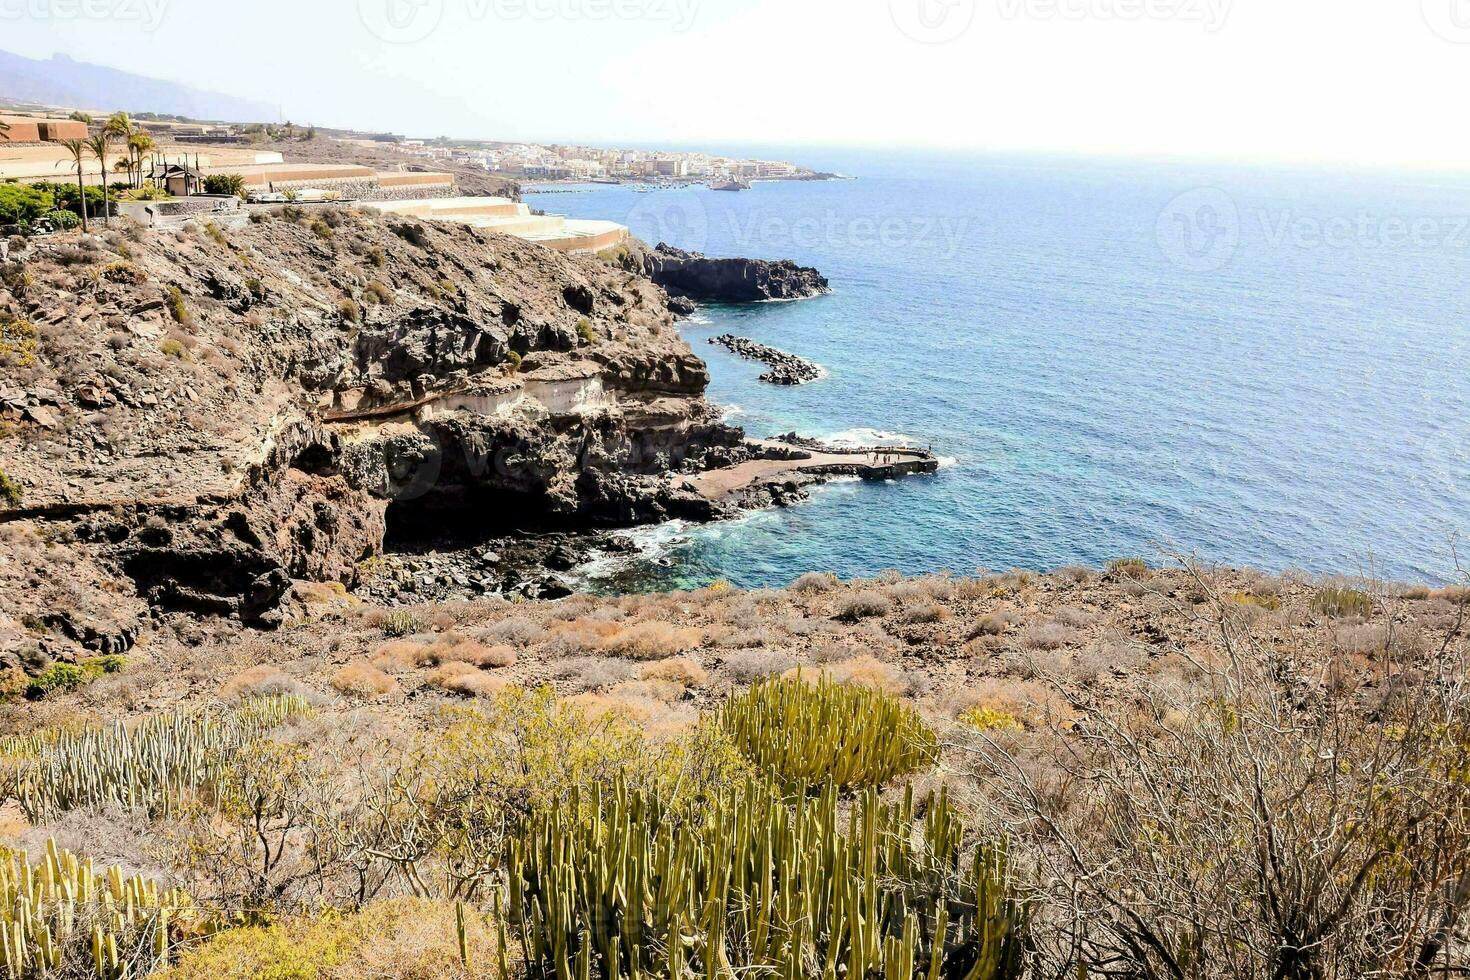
(1, 206, 740, 659)
(0, 558, 1462, 978)
(0, 49, 279, 122)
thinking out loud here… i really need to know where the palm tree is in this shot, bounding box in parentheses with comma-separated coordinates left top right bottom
(86, 132, 114, 226)
(56, 138, 90, 232)
(126, 131, 155, 188)
(104, 111, 132, 139)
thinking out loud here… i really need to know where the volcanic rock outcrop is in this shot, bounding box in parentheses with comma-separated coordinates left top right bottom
(621, 242, 829, 303)
(0, 207, 740, 662)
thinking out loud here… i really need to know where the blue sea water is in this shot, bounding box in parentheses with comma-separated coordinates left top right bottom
(525, 149, 1470, 589)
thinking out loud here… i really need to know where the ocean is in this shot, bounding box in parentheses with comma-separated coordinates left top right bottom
(525, 149, 1470, 590)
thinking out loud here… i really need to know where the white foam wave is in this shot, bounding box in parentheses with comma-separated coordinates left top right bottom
(817, 428, 921, 449)
(937, 455, 959, 470)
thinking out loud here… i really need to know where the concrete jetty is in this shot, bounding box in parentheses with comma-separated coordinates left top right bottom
(683, 437, 937, 502)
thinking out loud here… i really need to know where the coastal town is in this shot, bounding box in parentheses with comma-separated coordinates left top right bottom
(0, 103, 828, 193)
(0, 103, 832, 254)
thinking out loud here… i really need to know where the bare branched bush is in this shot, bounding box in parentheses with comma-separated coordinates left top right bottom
(967, 565, 1470, 980)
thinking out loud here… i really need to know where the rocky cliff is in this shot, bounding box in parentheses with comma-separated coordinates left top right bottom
(620, 242, 829, 304)
(0, 206, 739, 669)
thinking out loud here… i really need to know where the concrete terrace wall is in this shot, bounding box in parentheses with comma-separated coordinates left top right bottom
(362, 197, 629, 254)
(360, 183, 456, 202)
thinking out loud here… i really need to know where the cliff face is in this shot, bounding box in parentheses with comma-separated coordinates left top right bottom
(621, 242, 830, 304)
(0, 207, 737, 665)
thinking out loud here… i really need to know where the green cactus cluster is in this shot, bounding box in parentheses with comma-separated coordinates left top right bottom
(720, 674, 939, 790)
(505, 776, 1027, 980)
(7, 695, 313, 821)
(0, 837, 212, 978)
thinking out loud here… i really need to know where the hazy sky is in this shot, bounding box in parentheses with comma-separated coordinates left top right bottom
(3, 0, 1467, 169)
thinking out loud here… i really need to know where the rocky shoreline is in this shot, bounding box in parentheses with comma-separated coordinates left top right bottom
(621, 242, 829, 303)
(709, 334, 823, 385)
(0, 192, 933, 670)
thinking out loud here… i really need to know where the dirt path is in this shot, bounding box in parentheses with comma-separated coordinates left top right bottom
(681, 439, 935, 500)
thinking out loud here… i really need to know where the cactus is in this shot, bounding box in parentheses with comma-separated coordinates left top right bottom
(720, 674, 939, 790)
(4, 695, 313, 822)
(505, 776, 1028, 980)
(0, 837, 214, 977)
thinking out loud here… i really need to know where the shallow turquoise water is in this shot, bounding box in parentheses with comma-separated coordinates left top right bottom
(526, 150, 1470, 589)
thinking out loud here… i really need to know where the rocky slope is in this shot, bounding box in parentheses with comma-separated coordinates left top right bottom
(0, 207, 741, 669)
(620, 242, 829, 303)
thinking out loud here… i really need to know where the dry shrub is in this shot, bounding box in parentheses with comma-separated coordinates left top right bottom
(603, 622, 703, 660)
(1022, 622, 1080, 651)
(639, 656, 708, 689)
(330, 661, 399, 698)
(372, 639, 434, 672)
(547, 657, 637, 692)
(883, 581, 928, 604)
(610, 679, 687, 703)
(791, 571, 839, 594)
(798, 655, 908, 695)
(970, 597, 1470, 979)
(1335, 623, 1389, 655)
(959, 679, 1068, 731)
(428, 663, 510, 698)
(218, 665, 306, 700)
(1056, 565, 1093, 583)
(1106, 558, 1150, 580)
(161, 896, 500, 979)
(437, 639, 517, 669)
(1311, 585, 1374, 619)
(899, 601, 950, 625)
(1431, 585, 1470, 605)
(481, 616, 546, 646)
(566, 692, 655, 724)
(1051, 605, 1099, 628)
(721, 649, 798, 683)
(914, 574, 956, 599)
(834, 590, 892, 622)
(539, 618, 621, 657)
(969, 609, 1022, 637)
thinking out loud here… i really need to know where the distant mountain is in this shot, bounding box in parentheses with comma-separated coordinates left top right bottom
(0, 50, 279, 123)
